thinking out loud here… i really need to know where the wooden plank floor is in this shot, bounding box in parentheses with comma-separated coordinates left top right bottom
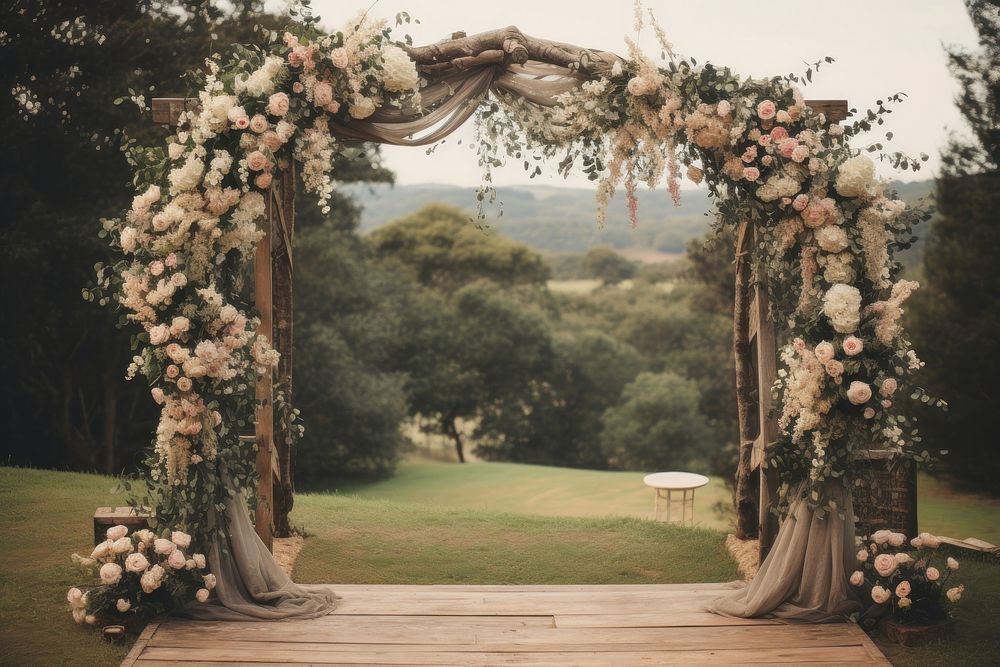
(122, 584, 890, 666)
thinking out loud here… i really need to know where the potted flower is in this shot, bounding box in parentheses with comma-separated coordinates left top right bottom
(68, 524, 216, 632)
(851, 530, 964, 646)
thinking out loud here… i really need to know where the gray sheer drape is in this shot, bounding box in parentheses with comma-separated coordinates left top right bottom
(709, 481, 862, 622)
(183, 470, 337, 621)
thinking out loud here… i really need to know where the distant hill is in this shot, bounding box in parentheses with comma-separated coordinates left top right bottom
(343, 180, 935, 262)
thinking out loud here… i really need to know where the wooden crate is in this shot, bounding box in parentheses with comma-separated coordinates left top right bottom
(94, 506, 151, 545)
(852, 451, 918, 540)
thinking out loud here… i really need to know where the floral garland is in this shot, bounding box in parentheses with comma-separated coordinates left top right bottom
(78, 6, 937, 624)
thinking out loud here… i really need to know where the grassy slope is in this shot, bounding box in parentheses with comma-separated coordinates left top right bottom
(0, 468, 131, 666)
(326, 460, 734, 530)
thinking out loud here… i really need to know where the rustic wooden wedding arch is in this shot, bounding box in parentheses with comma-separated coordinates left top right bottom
(149, 28, 914, 558)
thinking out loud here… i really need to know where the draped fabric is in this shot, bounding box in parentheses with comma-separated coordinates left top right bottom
(708, 481, 862, 622)
(182, 470, 337, 621)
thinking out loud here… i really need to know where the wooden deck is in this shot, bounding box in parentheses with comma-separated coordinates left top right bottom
(122, 584, 890, 666)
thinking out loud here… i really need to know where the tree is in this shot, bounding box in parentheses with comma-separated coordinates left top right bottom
(0, 0, 283, 473)
(581, 246, 637, 284)
(600, 372, 712, 472)
(909, 0, 1000, 494)
(370, 204, 551, 290)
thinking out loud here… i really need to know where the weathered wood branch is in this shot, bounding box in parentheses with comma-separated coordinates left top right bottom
(403, 26, 621, 75)
(733, 221, 759, 540)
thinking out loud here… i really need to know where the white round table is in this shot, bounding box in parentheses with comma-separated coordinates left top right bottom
(643, 472, 709, 525)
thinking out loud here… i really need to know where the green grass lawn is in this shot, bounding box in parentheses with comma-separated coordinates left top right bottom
(1, 463, 997, 666)
(323, 459, 734, 530)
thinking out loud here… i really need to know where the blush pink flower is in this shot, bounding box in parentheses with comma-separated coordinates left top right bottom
(255, 172, 273, 189)
(778, 138, 798, 158)
(743, 167, 760, 181)
(770, 126, 789, 141)
(842, 336, 864, 356)
(874, 553, 897, 577)
(232, 116, 249, 130)
(880, 378, 898, 396)
(330, 47, 349, 69)
(814, 341, 835, 363)
(246, 151, 270, 172)
(863, 407, 876, 419)
(792, 194, 809, 211)
(313, 81, 334, 107)
(267, 92, 289, 117)
(249, 114, 268, 133)
(847, 381, 873, 405)
(757, 99, 777, 120)
(791, 145, 810, 163)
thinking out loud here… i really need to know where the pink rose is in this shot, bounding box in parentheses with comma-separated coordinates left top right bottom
(871, 585, 891, 604)
(717, 100, 731, 116)
(255, 172, 273, 189)
(149, 261, 164, 276)
(825, 360, 844, 378)
(249, 114, 268, 133)
(267, 92, 289, 117)
(761, 155, 773, 166)
(888, 532, 906, 548)
(196, 588, 210, 603)
(313, 81, 334, 107)
(170, 316, 189, 335)
(801, 201, 828, 228)
(814, 341, 835, 364)
(791, 145, 810, 163)
(842, 336, 863, 356)
(770, 126, 789, 141)
(741, 146, 758, 163)
(743, 167, 760, 182)
(880, 378, 898, 397)
(895, 580, 912, 598)
(926, 567, 940, 581)
(874, 554, 897, 577)
(792, 194, 809, 211)
(232, 116, 249, 130)
(176, 377, 192, 392)
(863, 407, 876, 419)
(778, 138, 798, 158)
(809, 157, 823, 173)
(758, 134, 772, 147)
(172, 531, 192, 549)
(757, 99, 777, 120)
(857, 549, 869, 562)
(847, 381, 873, 405)
(164, 253, 178, 268)
(262, 131, 283, 152)
(292, 81, 304, 94)
(171, 273, 187, 287)
(246, 151, 269, 172)
(850, 570, 864, 586)
(325, 100, 341, 114)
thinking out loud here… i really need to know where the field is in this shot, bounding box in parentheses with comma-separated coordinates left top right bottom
(1, 463, 997, 666)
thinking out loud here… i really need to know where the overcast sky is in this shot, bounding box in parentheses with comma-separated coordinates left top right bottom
(302, 0, 980, 188)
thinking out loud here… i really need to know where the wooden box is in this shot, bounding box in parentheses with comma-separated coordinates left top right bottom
(93, 506, 151, 545)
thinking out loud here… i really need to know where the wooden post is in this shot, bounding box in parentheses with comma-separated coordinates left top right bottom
(752, 283, 780, 562)
(270, 162, 296, 537)
(254, 200, 275, 552)
(733, 221, 759, 539)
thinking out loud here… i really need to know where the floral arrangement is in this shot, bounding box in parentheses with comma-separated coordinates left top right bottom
(68, 525, 215, 625)
(476, 8, 938, 517)
(80, 11, 420, 624)
(852, 530, 964, 625)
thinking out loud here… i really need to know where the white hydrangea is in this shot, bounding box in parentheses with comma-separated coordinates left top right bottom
(201, 94, 237, 128)
(835, 155, 876, 199)
(380, 46, 419, 93)
(168, 154, 205, 193)
(818, 251, 856, 284)
(815, 225, 849, 253)
(234, 56, 286, 97)
(822, 284, 862, 333)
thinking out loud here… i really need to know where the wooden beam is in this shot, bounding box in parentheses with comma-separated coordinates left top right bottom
(753, 282, 780, 562)
(254, 200, 274, 552)
(803, 99, 849, 124)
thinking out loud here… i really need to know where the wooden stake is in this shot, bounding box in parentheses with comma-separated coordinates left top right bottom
(254, 195, 274, 552)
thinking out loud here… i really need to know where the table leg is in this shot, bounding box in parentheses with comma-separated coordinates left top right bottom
(666, 489, 672, 523)
(653, 489, 660, 521)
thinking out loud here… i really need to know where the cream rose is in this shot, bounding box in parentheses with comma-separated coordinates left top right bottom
(946, 585, 964, 603)
(111, 536, 133, 555)
(203, 573, 217, 590)
(847, 381, 873, 405)
(195, 588, 210, 603)
(171, 531, 192, 549)
(106, 524, 129, 541)
(814, 341, 835, 364)
(192, 553, 207, 569)
(246, 151, 270, 172)
(871, 585, 891, 604)
(947, 557, 959, 571)
(926, 566, 941, 581)
(887, 532, 906, 548)
(880, 378, 898, 397)
(873, 554, 897, 577)
(850, 570, 864, 586)
(757, 99, 776, 120)
(917, 532, 941, 549)
(176, 377, 193, 392)
(125, 552, 150, 573)
(67, 587, 85, 607)
(856, 549, 869, 563)
(153, 538, 175, 555)
(100, 562, 123, 585)
(168, 549, 187, 569)
(898, 596, 912, 608)
(117, 598, 131, 613)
